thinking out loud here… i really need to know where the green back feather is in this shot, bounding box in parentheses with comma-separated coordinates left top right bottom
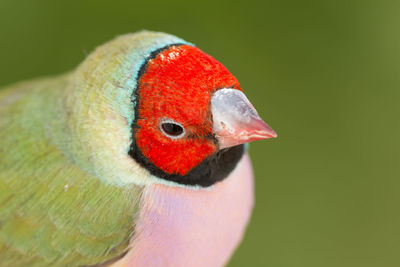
(0, 31, 188, 266)
(0, 77, 141, 266)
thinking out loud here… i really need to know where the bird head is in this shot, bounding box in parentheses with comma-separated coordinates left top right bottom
(67, 31, 276, 188)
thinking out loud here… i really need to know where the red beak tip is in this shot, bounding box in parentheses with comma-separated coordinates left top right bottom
(259, 123, 277, 139)
(260, 132, 277, 140)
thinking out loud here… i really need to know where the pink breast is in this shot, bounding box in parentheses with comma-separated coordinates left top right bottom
(114, 153, 254, 267)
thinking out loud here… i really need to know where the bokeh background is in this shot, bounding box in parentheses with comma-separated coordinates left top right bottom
(1, 0, 399, 266)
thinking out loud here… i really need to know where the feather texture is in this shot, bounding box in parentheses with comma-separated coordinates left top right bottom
(0, 76, 140, 266)
(0, 31, 188, 266)
(0, 31, 258, 266)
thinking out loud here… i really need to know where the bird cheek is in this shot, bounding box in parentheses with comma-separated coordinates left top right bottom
(137, 129, 216, 176)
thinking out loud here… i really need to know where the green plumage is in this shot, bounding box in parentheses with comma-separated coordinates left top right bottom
(0, 76, 140, 266)
(0, 32, 183, 267)
(0, 31, 189, 266)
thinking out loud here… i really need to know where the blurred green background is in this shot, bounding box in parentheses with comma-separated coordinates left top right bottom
(1, 0, 399, 266)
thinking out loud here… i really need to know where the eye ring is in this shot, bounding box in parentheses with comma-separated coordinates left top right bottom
(159, 118, 186, 139)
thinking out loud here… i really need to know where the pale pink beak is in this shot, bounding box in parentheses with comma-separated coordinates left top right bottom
(211, 88, 277, 149)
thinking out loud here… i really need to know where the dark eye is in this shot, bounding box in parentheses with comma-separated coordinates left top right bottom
(160, 119, 186, 139)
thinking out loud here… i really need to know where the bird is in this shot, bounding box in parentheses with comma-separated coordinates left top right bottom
(0, 31, 277, 267)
